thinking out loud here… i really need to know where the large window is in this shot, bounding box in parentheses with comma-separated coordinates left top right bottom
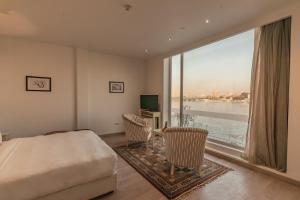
(169, 30, 254, 149)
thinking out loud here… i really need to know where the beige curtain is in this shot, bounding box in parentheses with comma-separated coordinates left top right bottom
(245, 17, 291, 172)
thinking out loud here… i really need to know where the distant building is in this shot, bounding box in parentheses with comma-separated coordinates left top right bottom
(240, 92, 250, 99)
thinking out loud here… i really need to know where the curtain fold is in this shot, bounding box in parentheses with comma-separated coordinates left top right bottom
(245, 17, 291, 172)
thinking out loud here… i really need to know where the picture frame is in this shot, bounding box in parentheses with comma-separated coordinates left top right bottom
(109, 81, 124, 93)
(26, 76, 52, 92)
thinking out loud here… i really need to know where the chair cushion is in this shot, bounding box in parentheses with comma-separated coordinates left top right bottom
(133, 116, 147, 126)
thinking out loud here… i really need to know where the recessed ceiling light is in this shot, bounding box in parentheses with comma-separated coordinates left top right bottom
(123, 4, 132, 11)
(205, 19, 210, 24)
(168, 37, 172, 41)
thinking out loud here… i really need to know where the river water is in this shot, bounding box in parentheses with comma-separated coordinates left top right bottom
(171, 99, 249, 149)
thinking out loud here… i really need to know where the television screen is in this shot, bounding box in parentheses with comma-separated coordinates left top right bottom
(140, 95, 159, 111)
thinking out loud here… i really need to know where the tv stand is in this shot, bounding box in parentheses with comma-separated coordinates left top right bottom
(140, 110, 161, 129)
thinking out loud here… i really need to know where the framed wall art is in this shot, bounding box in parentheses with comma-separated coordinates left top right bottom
(109, 81, 124, 93)
(26, 76, 51, 92)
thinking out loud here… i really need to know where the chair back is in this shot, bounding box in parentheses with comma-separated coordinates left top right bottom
(163, 127, 208, 168)
(122, 114, 151, 143)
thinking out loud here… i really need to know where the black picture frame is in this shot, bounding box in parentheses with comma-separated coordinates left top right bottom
(109, 81, 124, 93)
(26, 76, 52, 92)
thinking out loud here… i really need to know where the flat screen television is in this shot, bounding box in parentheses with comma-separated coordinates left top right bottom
(140, 95, 159, 112)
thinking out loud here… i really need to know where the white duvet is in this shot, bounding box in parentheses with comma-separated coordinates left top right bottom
(0, 130, 117, 200)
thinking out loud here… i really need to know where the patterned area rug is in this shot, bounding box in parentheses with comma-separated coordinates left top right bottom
(114, 142, 232, 200)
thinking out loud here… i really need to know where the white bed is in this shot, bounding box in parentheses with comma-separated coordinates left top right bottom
(0, 130, 117, 200)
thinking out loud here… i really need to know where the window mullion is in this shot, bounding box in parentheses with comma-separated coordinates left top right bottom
(168, 57, 172, 127)
(179, 53, 184, 127)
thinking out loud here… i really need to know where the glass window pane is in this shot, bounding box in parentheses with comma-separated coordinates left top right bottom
(182, 30, 254, 149)
(171, 54, 181, 127)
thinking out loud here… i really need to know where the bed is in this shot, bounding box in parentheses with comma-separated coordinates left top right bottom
(0, 130, 117, 200)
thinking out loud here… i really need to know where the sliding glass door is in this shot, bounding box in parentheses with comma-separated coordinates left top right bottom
(169, 30, 254, 149)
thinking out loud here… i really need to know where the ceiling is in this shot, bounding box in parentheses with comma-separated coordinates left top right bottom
(0, 0, 296, 59)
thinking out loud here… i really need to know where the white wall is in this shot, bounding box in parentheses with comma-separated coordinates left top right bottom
(87, 52, 146, 134)
(145, 2, 300, 181)
(286, 2, 300, 183)
(0, 37, 146, 138)
(0, 37, 76, 138)
(75, 48, 90, 129)
(145, 58, 164, 111)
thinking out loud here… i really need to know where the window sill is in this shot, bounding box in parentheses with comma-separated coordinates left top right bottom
(205, 140, 244, 158)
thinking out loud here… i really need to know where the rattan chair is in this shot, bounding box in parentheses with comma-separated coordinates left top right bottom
(122, 114, 152, 146)
(163, 127, 208, 175)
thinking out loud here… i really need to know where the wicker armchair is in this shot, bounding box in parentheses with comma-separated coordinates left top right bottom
(163, 127, 208, 175)
(122, 114, 152, 146)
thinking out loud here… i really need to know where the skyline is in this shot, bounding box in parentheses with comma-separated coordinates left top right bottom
(171, 30, 254, 97)
(171, 90, 250, 99)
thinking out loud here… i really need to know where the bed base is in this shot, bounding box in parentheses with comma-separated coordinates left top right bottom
(37, 174, 117, 200)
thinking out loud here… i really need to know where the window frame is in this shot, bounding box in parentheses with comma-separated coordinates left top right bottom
(168, 29, 255, 151)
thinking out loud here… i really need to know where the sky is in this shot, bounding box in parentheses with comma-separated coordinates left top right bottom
(171, 29, 254, 97)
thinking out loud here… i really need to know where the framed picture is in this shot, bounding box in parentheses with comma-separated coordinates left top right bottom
(26, 76, 51, 92)
(109, 81, 124, 93)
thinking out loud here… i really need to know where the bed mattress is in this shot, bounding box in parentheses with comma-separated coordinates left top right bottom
(0, 130, 117, 200)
